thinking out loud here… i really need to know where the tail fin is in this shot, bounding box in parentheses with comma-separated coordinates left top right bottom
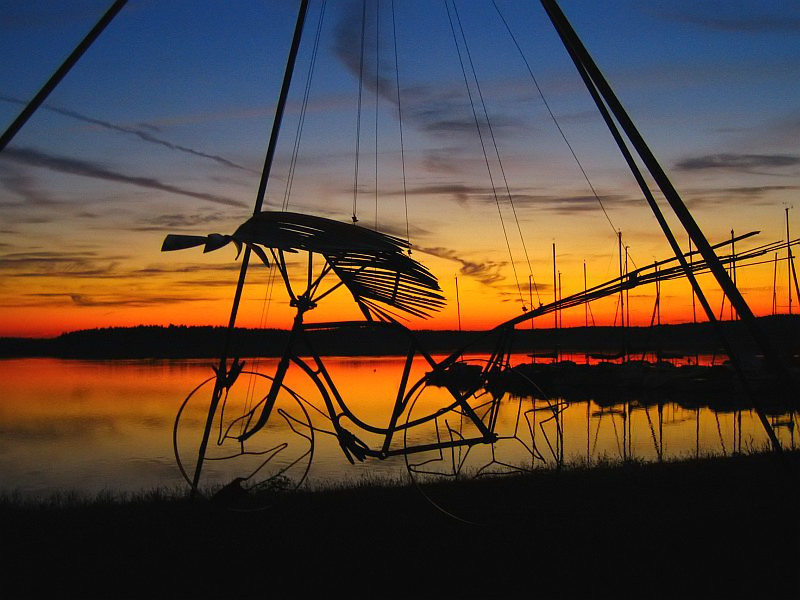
(161, 233, 232, 253)
(161, 234, 209, 252)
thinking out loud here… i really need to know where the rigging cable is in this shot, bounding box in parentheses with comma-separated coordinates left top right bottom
(445, 1, 526, 310)
(491, 0, 618, 239)
(454, 2, 543, 309)
(375, 0, 380, 230)
(352, 0, 368, 223)
(391, 0, 412, 252)
(241, 264, 280, 438)
(282, 0, 327, 211)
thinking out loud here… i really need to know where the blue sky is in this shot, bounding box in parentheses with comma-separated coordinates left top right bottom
(1, 0, 798, 336)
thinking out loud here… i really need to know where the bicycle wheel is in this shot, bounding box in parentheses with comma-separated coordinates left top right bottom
(174, 370, 314, 505)
(401, 359, 547, 522)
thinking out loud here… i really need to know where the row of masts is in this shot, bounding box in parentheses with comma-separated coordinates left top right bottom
(452, 207, 799, 363)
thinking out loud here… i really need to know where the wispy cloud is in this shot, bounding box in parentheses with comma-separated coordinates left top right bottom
(419, 245, 506, 286)
(0, 96, 257, 173)
(1, 147, 248, 208)
(0, 162, 53, 205)
(330, 8, 526, 147)
(133, 212, 241, 231)
(652, 5, 800, 33)
(675, 153, 800, 173)
(332, 0, 396, 102)
(408, 182, 494, 205)
(682, 184, 800, 209)
(0, 250, 128, 278)
(24, 292, 213, 308)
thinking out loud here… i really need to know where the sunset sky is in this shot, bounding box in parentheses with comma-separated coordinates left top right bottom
(1, 0, 798, 337)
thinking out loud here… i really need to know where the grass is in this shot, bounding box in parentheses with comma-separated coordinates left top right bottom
(3, 449, 799, 598)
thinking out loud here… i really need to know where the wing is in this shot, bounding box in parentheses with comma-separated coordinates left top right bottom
(162, 211, 446, 319)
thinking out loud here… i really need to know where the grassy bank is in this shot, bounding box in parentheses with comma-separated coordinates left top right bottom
(3, 450, 799, 598)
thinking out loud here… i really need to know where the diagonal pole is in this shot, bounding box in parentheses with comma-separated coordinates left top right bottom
(0, 0, 128, 153)
(191, 0, 310, 493)
(540, 0, 791, 451)
(540, 0, 789, 386)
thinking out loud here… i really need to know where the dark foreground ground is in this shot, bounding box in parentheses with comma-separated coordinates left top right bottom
(3, 451, 799, 599)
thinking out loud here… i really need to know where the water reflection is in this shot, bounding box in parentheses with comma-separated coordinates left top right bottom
(0, 356, 795, 498)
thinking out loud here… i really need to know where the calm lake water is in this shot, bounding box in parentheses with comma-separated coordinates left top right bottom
(1, 356, 796, 499)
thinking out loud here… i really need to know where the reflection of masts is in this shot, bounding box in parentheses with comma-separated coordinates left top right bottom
(541, 0, 785, 449)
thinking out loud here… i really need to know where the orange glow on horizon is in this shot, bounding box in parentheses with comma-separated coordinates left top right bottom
(0, 239, 784, 338)
(0, 286, 780, 339)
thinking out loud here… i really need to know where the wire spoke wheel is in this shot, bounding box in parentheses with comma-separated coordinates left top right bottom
(174, 371, 314, 509)
(402, 359, 539, 522)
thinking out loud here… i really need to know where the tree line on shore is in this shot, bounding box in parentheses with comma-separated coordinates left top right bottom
(1, 314, 797, 359)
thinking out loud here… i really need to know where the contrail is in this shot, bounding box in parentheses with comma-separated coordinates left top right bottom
(3, 146, 248, 208)
(0, 95, 258, 173)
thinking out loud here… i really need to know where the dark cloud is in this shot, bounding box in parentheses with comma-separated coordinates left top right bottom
(0, 161, 54, 205)
(25, 292, 212, 308)
(675, 153, 800, 172)
(134, 263, 240, 277)
(531, 193, 631, 216)
(0, 96, 256, 172)
(1, 147, 248, 208)
(134, 212, 240, 231)
(725, 184, 799, 197)
(682, 184, 800, 209)
(653, 5, 800, 33)
(404, 85, 528, 141)
(450, 190, 631, 216)
(332, 0, 396, 101)
(357, 220, 429, 243)
(419, 245, 506, 286)
(330, 12, 526, 146)
(409, 182, 494, 205)
(0, 250, 125, 278)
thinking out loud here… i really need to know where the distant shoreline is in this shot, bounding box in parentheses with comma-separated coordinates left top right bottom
(1, 314, 798, 360)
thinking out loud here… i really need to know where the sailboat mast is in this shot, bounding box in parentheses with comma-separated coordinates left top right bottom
(553, 242, 558, 359)
(618, 231, 623, 327)
(787, 206, 793, 315)
(731, 229, 736, 287)
(583, 260, 588, 327)
(455, 275, 462, 331)
(540, 0, 790, 396)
